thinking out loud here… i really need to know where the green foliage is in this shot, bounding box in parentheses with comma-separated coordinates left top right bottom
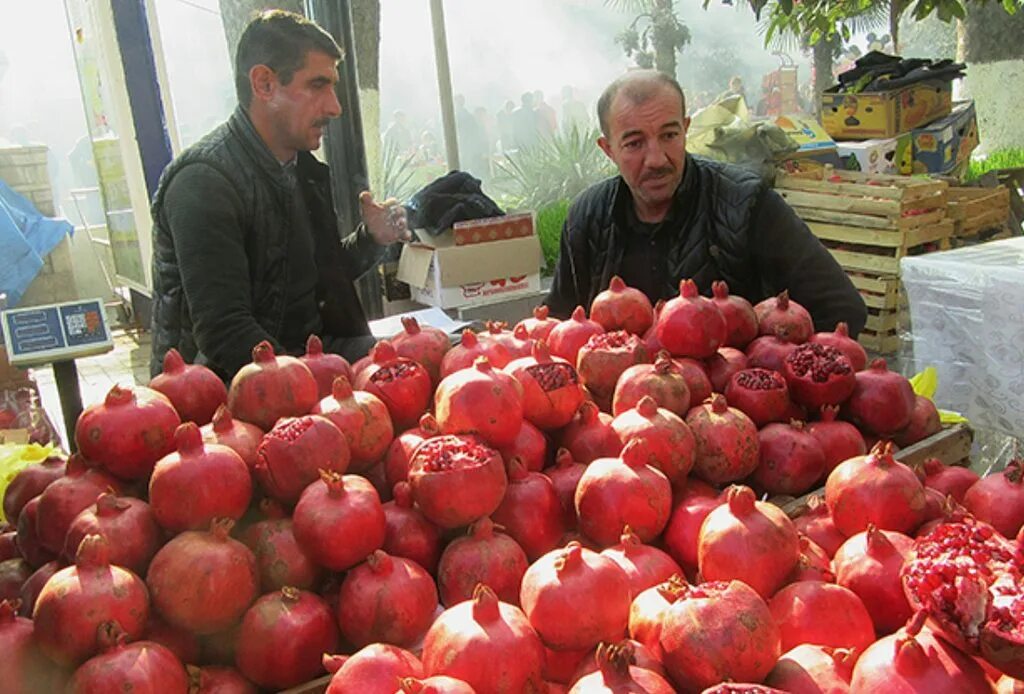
(372, 140, 420, 202)
(610, 0, 691, 74)
(965, 148, 1024, 182)
(536, 200, 571, 274)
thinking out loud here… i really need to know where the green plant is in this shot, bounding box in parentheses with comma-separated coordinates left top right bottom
(965, 148, 1024, 182)
(535, 200, 571, 275)
(372, 140, 420, 202)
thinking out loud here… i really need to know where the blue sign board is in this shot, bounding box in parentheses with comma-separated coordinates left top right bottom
(2, 299, 113, 366)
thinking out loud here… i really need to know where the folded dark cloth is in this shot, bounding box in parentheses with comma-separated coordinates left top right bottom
(406, 170, 504, 237)
(833, 51, 965, 94)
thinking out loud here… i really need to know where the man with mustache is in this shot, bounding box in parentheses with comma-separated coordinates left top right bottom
(150, 10, 408, 380)
(545, 70, 866, 338)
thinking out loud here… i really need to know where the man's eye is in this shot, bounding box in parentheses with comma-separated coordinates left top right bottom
(622, 140, 641, 149)
(662, 131, 679, 140)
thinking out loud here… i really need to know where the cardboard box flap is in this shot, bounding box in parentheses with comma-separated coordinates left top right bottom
(397, 235, 542, 290)
(397, 245, 435, 288)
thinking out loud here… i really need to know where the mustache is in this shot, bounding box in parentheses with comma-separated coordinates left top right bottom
(641, 166, 675, 182)
(313, 119, 331, 128)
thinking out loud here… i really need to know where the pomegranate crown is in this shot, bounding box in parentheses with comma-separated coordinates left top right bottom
(712, 280, 730, 299)
(400, 316, 421, 335)
(305, 334, 324, 356)
(533, 305, 550, 321)
(330, 375, 354, 400)
(251, 340, 278, 363)
(608, 275, 627, 292)
(162, 347, 186, 374)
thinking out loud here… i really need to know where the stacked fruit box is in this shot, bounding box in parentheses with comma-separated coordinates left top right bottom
(775, 166, 953, 354)
(945, 185, 1012, 245)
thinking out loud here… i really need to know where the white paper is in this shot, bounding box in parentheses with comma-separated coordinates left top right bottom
(368, 306, 471, 339)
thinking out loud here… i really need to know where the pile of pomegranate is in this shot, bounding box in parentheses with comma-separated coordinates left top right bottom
(2, 289, 1022, 693)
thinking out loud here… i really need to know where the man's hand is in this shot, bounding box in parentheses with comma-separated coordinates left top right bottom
(360, 190, 412, 246)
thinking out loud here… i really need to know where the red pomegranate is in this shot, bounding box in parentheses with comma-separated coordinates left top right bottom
(2, 454, 65, 524)
(146, 518, 258, 635)
(612, 352, 691, 418)
(711, 280, 759, 349)
(658, 579, 781, 690)
(407, 435, 508, 529)
(480, 321, 535, 360)
(809, 322, 867, 371)
(355, 340, 433, 431)
(313, 376, 393, 472)
(440, 329, 511, 378)
(656, 279, 727, 359)
(705, 346, 749, 393)
(962, 459, 1024, 540)
(383, 481, 443, 575)
(544, 448, 587, 530)
(642, 300, 665, 354)
(791, 496, 846, 558)
(547, 306, 605, 365)
(491, 458, 564, 561)
(590, 276, 655, 336)
(35, 454, 124, 556)
(385, 413, 440, 489)
(576, 331, 650, 403)
(242, 507, 322, 591)
(0, 532, 18, 562)
(918, 457, 979, 503)
(300, 334, 352, 400)
(16, 496, 55, 568)
(895, 395, 943, 448)
(499, 419, 548, 473)
(559, 401, 623, 464)
(724, 368, 793, 427)
(504, 341, 585, 431)
(437, 517, 528, 607)
(575, 438, 672, 547)
(627, 575, 687, 660)
(422, 584, 545, 692)
(600, 528, 683, 598)
(833, 524, 914, 634)
(33, 535, 149, 666)
(768, 580, 876, 653)
(745, 328, 800, 373)
(63, 493, 161, 575)
(571, 638, 667, 685)
(825, 441, 928, 537)
(143, 614, 201, 666)
(568, 640, 675, 693)
(806, 405, 867, 476)
(200, 405, 263, 470)
(391, 317, 451, 385)
(845, 358, 917, 435)
(18, 560, 64, 617)
(751, 421, 827, 496)
(516, 305, 560, 342)
(787, 534, 834, 584)
(611, 396, 695, 485)
(0, 598, 69, 692)
(434, 357, 524, 448)
(255, 415, 350, 506)
(764, 644, 856, 693)
(227, 341, 318, 431)
(69, 622, 188, 693)
(673, 357, 713, 405)
(850, 611, 995, 692)
(74, 384, 181, 480)
(782, 342, 856, 409)
(186, 665, 257, 694)
(698, 485, 800, 599)
(396, 676, 476, 693)
(754, 290, 812, 343)
(235, 587, 338, 690)
(292, 470, 386, 571)
(150, 347, 227, 425)
(324, 643, 424, 694)
(150, 422, 252, 532)
(662, 483, 722, 578)
(338, 550, 438, 647)
(684, 394, 760, 485)
(0, 558, 31, 602)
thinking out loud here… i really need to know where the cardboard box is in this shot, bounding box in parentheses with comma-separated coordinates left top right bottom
(837, 133, 914, 176)
(774, 114, 836, 157)
(397, 234, 543, 310)
(822, 79, 953, 140)
(451, 213, 534, 246)
(911, 101, 979, 175)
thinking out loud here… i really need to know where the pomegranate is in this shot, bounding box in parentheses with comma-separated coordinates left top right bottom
(242, 509, 322, 592)
(0, 558, 31, 601)
(492, 458, 564, 560)
(782, 342, 856, 409)
(437, 517, 528, 607)
(396, 676, 476, 693)
(146, 518, 258, 634)
(685, 394, 760, 485)
(963, 459, 1024, 540)
(791, 496, 847, 558)
(383, 481, 443, 575)
(787, 534, 834, 584)
(0, 531, 18, 562)
(711, 280, 759, 349)
(559, 401, 623, 464)
(627, 575, 687, 660)
(806, 405, 867, 476)
(825, 441, 928, 537)
(338, 550, 438, 647)
(186, 665, 257, 694)
(313, 376, 394, 472)
(504, 341, 585, 431)
(35, 454, 123, 556)
(698, 485, 800, 599)
(480, 321, 535, 360)
(434, 357, 524, 448)
(150, 347, 228, 425)
(600, 528, 683, 598)
(324, 643, 424, 694)
(575, 439, 672, 547)
(385, 413, 440, 489)
(227, 340, 318, 431)
(850, 611, 996, 692)
(745, 328, 800, 373)
(234, 587, 338, 689)
(642, 299, 665, 355)
(299, 334, 353, 399)
(845, 358, 917, 435)
(407, 435, 508, 529)
(724, 368, 792, 427)
(74, 384, 180, 480)
(612, 352, 691, 418)
(833, 524, 914, 634)
(705, 346, 749, 393)
(255, 414, 350, 506)
(150, 422, 252, 531)
(568, 640, 674, 693)
(895, 395, 943, 447)
(547, 306, 605, 365)
(751, 421, 827, 496)
(662, 483, 722, 578)
(200, 405, 263, 470)
(354, 340, 433, 431)
(69, 622, 188, 693)
(576, 331, 650, 404)
(144, 614, 201, 666)
(918, 457, 979, 503)
(520, 541, 632, 651)
(571, 638, 667, 685)
(2, 454, 65, 522)
(15, 496, 55, 568)
(658, 579, 781, 690)
(422, 583, 545, 692)
(764, 644, 856, 694)
(292, 470, 386, 571)
(391, 316, 451, 385)
(0, 598, 69, 693)
(809, 322, 867, 371)
(611, 396, 696, 484)
(517, 305, 560, 342)
(754, 290, 812, 343)
(440, 328, 511, 377)
(545, 448, 587, 530)
(18, 560, 64, 617)
(499, 419, 549, 473)
(63, 493, 161, 575)
(33, 535, 148, 666)
(590, 276, 655, 336)
(656, 279, 727, 359)
(768, 580, 876, 652)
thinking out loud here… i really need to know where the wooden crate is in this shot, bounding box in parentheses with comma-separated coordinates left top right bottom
(946, 186, 1011, 237)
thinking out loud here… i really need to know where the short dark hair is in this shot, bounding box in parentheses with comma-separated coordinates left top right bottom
(597, 70, 687, 138)
(234, 10, 343, 107)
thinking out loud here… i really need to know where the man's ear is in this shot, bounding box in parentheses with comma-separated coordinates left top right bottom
(683, 117, 692, 133)
(597, 135, 613, 159)
(249, 65, 276, 102)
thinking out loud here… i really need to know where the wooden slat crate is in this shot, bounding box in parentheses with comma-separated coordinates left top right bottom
(946, 186, 1011, 238)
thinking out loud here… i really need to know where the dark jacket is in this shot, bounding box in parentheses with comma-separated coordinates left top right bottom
(150, 107, 384, 379)
(544, 154, 867, 336)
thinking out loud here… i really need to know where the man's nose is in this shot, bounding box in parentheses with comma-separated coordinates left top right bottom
(644, 142, 669, 168)
(325, 88, 342, 118)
